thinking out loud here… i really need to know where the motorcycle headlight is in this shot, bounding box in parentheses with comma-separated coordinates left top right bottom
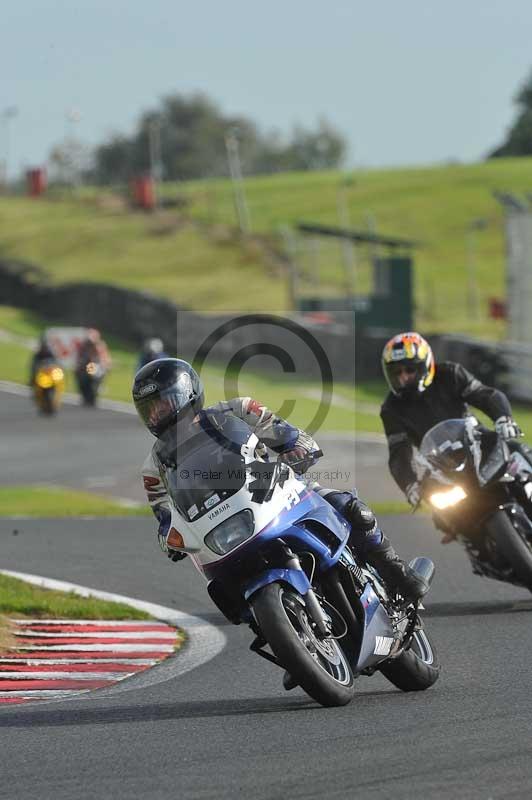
(51, 367, 64, 382)
(429, 486, 467, 510)
(36, 371, 53, 389)
(204, 510, 254, 556)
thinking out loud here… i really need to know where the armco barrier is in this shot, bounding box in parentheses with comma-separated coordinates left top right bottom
(1, 259, 526, 399)
(0, 259, 362, 382)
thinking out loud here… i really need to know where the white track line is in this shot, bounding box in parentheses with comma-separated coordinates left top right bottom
(0, 379, 386, 442)
(0, 658, 157, 665)
(0, 672, 136, 680)
(0, 690, 91, 698)
(0, 570, 227, 704)
(14, 630, 177, 639)
(14, 643, 176, 652)
(0, 379, 136, 415)
(11, 619, 171, 626)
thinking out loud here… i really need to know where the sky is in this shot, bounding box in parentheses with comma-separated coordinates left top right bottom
(2, 0, 532, 177)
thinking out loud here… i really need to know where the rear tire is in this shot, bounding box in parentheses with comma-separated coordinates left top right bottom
(251, 583, 355, 707)
(42, 389, 56, 415)
(486, 509, 532, 590)
(80, 380, 97, 407)
(379, 624, 440, 692)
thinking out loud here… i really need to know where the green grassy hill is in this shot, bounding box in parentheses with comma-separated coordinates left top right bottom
(178, 158, 532, 337)
(1, 157, 532, 335)
(0, 196, 288, 312)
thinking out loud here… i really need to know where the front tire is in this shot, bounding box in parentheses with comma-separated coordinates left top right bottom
(379, 624, 440, 692)
(251, 583, 355, 707)
(486, 509, 532, 590)
(42, 389, 56, 415)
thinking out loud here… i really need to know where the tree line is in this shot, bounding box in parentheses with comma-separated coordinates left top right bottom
(490, 67, 532, 158)
(89, 92, 346, 183)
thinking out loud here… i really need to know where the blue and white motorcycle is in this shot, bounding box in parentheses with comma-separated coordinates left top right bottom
(157, 414, 440, 707)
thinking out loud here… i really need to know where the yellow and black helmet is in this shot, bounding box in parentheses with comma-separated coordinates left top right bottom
(382, 332, 435, 396)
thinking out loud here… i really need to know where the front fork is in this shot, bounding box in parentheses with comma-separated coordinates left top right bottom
(248, 546, 333, 671)
(246, 545, 332, 639)
(282, 547, 331, 639)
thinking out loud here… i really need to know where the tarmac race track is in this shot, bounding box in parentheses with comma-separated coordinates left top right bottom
(1, 388, 532, 800)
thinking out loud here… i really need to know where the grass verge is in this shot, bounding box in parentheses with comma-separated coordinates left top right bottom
(0, 572, 159, 648)
(369, 501, 427, 516)
(0, 573, 150, 620)
(0, 486, 151, 517)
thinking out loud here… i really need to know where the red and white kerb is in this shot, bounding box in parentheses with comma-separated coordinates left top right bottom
(0, 619, 180, 705)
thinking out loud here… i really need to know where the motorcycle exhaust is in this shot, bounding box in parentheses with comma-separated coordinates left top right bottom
(408, 557, 435, 588)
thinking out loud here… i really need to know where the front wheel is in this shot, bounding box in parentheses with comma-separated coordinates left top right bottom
(485, 509, 532, 591)
(379, 624, 440, 692)
(80, 379, 97, 407)
(251, 583, 355, 707)
(42, 388, 57, 415)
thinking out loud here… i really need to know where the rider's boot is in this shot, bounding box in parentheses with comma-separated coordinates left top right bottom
(364, 536, 429, 602)
(282, 671, 298, 691)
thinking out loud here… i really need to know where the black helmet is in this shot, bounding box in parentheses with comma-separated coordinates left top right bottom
(132, 358, 204, 437)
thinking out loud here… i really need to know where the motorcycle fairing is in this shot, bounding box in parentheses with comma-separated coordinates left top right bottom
(243, 568, 311, 601)
(198, 490, 351, 581)
(355, 584, 395, 671)
(258, 490, 351, 560)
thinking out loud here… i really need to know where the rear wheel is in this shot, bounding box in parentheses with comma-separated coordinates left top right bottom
(80, 378, 97, 406)
(379, 624, 440, 692)
(42, 389, 56, 415)
(486, 509, 532, 590)
(251, 583, 355, 707)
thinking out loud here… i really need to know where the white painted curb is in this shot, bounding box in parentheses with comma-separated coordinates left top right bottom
(0, 379, 386, 443)
(0, 379, 136, 415)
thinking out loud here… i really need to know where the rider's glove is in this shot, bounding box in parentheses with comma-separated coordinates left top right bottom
(167, 548, 187, 562)
(155, 508, 187, 562)
(279, 446, 314, 474)
(495, 416, 522, 441)
(405, 482, 421, 508)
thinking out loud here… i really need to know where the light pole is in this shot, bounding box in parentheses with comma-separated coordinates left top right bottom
(1, 106, 19, 188)
(466, 217, 487, 321)
(148, 118, 163, 208)
(337, 174, 357, 295)
(225, 127, 250, 234)
(148, 119, 163, 181)
(65, 108, 82, 187)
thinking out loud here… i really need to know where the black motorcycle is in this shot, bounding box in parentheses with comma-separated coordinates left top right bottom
(76, 359, 105, 407)
(418, 417, 532, 591)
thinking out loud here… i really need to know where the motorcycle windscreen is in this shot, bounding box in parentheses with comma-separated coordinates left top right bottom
(477, 429, 508, 484)
(419, 419, 469, 472)
(156, 414, 251, 522)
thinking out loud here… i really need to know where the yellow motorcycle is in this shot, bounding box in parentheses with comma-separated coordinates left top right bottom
(33, 361, 65, 415)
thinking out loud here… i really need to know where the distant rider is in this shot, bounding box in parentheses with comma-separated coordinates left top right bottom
(132, 358, 428, 602)
(76, 328, 112, 372)
(137, 337, 168, 371)
(29, 335, 58, 385)
(380, 331, 527, 518)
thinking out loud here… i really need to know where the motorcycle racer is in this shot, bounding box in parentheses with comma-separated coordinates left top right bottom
(76, 328, 112, 372)
(29, 335, 58, 385)
(380, 332, 528, 513)
(133, 358, 428, 602)
(137, 337, 168, 371)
